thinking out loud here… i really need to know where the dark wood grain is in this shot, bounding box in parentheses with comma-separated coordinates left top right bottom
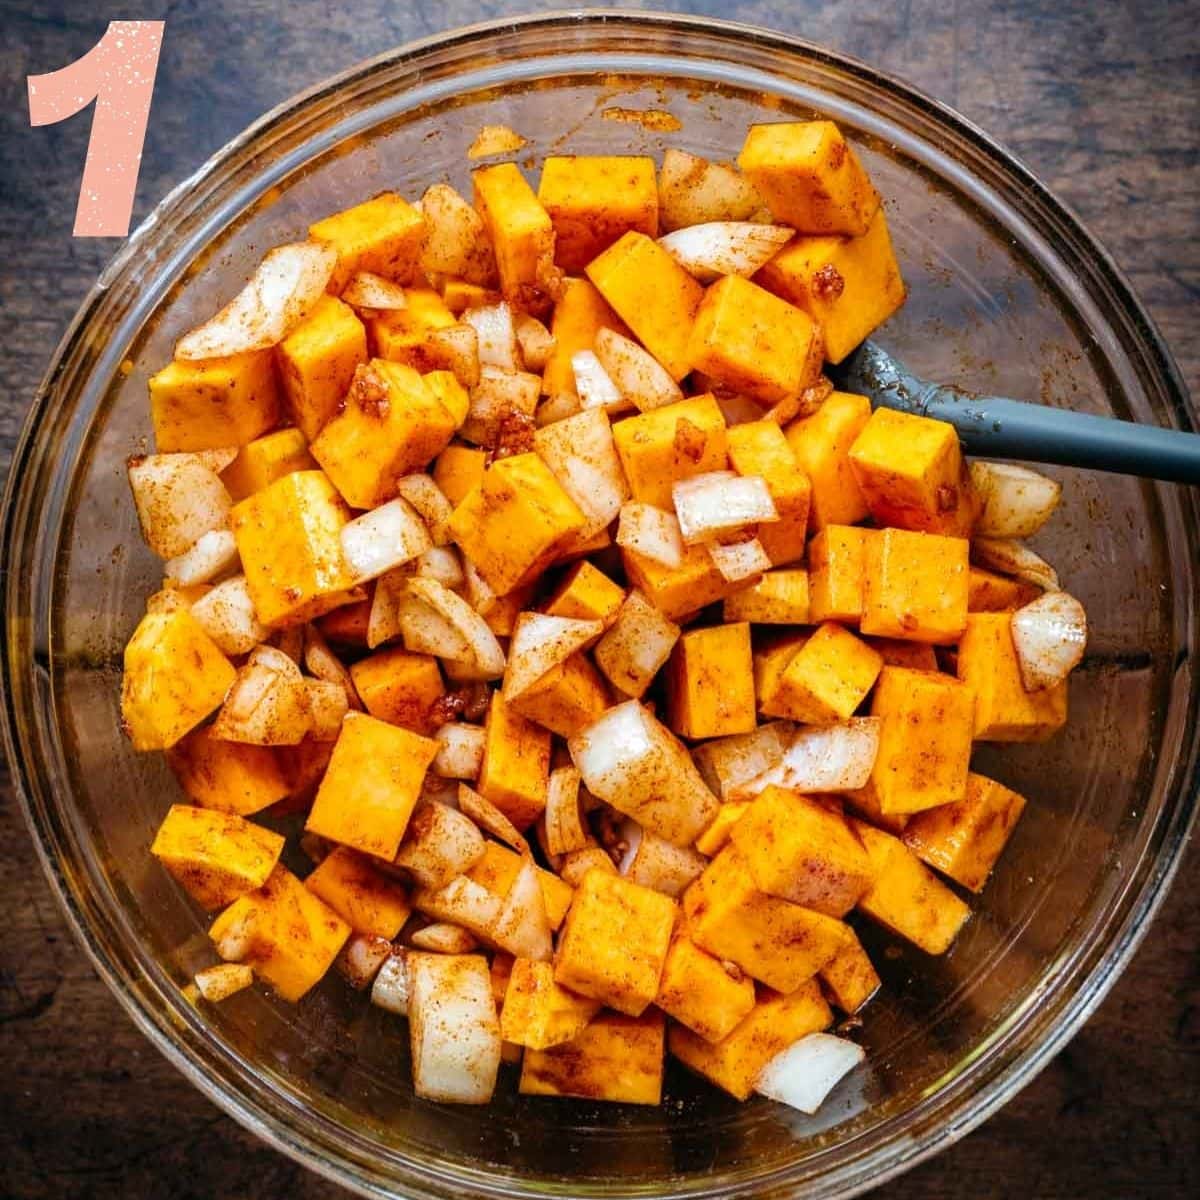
(1, 2, 1196, 1197)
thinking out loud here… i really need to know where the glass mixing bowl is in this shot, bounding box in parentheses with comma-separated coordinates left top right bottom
(2, 11, 1196, 1199)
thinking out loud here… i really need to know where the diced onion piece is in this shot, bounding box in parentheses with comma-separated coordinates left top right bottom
(659, 149, 763, 232)
(303, 624, 361, 709)
(970, 462, 1062, 539)
(658, 221, 794, 283)
(368, 569, 409, 649)
(593, 590, 680, 700)
(394, 801, 487, 889)
(398, 590, 476, 663)
(572, 350, 626, 413)
(176, 240, 337, 359)
(146, 586, 202, 615)
(533, 409, 629, 539)
(193, 962, 253, 1002)
(305, 678, 349, 740)
(128, 453, 233, 559)
(409, 923, 479, 954)
(371, 949, 410, 1014)
(708, 537, 771, 583)
(340, 271, 408, 311)
(491, 860, 552, 962)
(396, 474, 455, 545)
(1010, 590, 1087, 692)
(972, 537, 1060, 591)
(544, 766, 588, 856)
(461, 558, 497, 616)
(189, 575, 267, 656)
(407, 578, 506, 679)
(408, 952, 501, 1104)
(514, 313, 556, 372)
(415, 546, 465, 590)
(419, 183, 497, 286)
(559, 845, 618, 887)
(755, 1032, 865, 1114)
(336, 933, 393, 990)
(503, 612, 604, 701)
(616, 502, 684, 568)
(458, 782, 530, 856)
(428, 324, 481, 390)
(593, 328, 683, 412)
(340, 498, 432, 584)
(433, 723, 486, 780)
(462, 301, 518, 371)
(210, 904, 255, 963)
(193, 447, 240, 474)
(693, 722, 794, 800)
(618, 819, 707, 897)
(535, 391, 582, 427)
(412, 876, 503, 942)
(163, 529, 239, 587)
(753, 718, 881, 796)
(211, 648, 312, 746)
(272, 625, 304, 666)
(461, 367, 540, 446)
(672, 472, 778, 544)
(569, 700, 719, 846)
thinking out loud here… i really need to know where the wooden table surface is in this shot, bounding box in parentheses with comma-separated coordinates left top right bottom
(1, 2, 1196, 1196)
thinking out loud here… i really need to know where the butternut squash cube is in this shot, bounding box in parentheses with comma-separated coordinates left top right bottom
(478, 690, 552, 830)
(276, 294, 367, 441)
(230, 469, 357, 627)
(756, 206, 905, 363)
(761, 621, 882, 723)
(305, 711, 438, 860)
(543, 560, 626, 626)
(723, 568, 811, 625)
(693, 800, 751, 857)
(554, 869, 677, 1016)
(309, 192, 426, 291)
(967, 565, 1039, 612)
(730, 786, 872, 916)
(687, 276, 824, 405)
(520, 1009, 665, 1105)
(586, 231, 704, 380)
(753, 631, 810, 713)
(149, 351, 280, 452)
(864, 636, 939, 671)
(472, 162, 561, 313)
(848, 407, 976, 536)
(683, 846, 847, 993)
(819, 925, 881, 1012)
(447, 453, 587, 596)
(737, 120, 880, 236)
(221, 427, 316, 502)
(726, 420, 812, 565)
(862, 666, 974, 815)
(840, 774, 910, 836)
(861, 527, 970, 644)
(422, 369, 470, 427)
(310, 361, 458, 510)
(666, 623, 757, 739)
(668, 978, 832, 1100)
(367, 288, 456, 366)
(442, 280, 499, 314)
(957, 613, 1068, 741)
(808, 524, 872, 624)
(509, 652, 610, 739)
(433, 444, 487, 507)
(621, 540, 743, 622)
(655, 934, 756, 1044)
(151, 803, 284, 910)
(851, 820, 970, 954)
(122, 610, 237, 751)
(903, 771, 1027, 893)
(543, 276, 630, 398)
(302, 844, 412, 938)
(784, 390, 871, 530)
(611, 394, 727, 510)
(209, 864, 351, 1002)
(317, 597, 372, 647)
(166, 725, 289, 815)
(537, 155, 659, 273)
(467, 841, 573, 930)
(350, 647, 444, 735)
(500, 957, 601, 1049)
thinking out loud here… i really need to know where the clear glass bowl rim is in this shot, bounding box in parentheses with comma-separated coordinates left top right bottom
(2, 9, 1197, 1200)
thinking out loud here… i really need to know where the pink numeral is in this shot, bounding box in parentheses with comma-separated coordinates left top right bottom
(27, 21, 165, 237)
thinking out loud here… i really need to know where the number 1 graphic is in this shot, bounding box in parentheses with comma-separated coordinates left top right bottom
(27, 21, 165, 237)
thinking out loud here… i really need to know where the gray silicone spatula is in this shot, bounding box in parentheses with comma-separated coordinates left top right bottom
(831, 340, 1200, 485)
